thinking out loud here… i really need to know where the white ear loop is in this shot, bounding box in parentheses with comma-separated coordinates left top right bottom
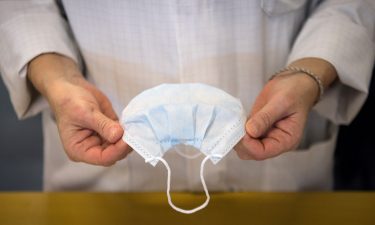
(153, 155, 219, 214)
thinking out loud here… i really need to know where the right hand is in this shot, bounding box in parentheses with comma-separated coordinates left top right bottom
(28, 53, 131, 166)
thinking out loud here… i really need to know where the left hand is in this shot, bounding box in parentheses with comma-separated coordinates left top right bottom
(234, 72, 319, 160)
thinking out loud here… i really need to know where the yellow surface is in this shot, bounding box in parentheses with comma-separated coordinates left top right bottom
(0, 192, 374, 225)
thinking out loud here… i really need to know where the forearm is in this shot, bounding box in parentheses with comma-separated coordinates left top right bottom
(0, 1, 81, 119)
(286, 0, 374, 125)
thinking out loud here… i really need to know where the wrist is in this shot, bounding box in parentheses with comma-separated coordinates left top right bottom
(270, 72, 319, 110)
(270, 57, 338, 106)
(27, 53, 83, 99)
(288, 57, 338, 89)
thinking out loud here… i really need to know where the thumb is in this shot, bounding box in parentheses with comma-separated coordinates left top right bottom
(90, 110, 124, 143)
(246, 102, 286, 138)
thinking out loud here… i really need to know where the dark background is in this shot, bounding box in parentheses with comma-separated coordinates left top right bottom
(0, 78, 43, 190)
(0, 67, 374, 191)
(334, 66, 375, 190)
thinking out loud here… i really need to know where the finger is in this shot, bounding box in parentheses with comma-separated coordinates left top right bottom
(104, 106, 119, 121)
(82, 140, 131, 166)
(87, 110, 124, 143)
(100, 98, 119, 121)
(235, 126, 300, 160)
(234, 134, 269, 160)
(73, 135, 102, 159)
(234, 134, 255, 160)
(246, 99, 289, 138)
(262, 128, 299, 154)
(66, 129, 94, 145)
(91, 89, 119, 121)
(267, 114, 305, 151)
(79, 80, 117, 119)
(64, 132, 101, 162)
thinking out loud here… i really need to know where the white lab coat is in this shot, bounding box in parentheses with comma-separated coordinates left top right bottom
(0, 0, 374, 191)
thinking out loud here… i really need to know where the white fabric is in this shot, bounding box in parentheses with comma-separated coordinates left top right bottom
(0, 0, 374, 191)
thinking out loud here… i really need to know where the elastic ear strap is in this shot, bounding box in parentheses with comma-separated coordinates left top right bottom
(156, 155, 211, 214)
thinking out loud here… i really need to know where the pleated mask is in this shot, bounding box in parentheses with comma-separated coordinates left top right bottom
(121, 83, 246, 214)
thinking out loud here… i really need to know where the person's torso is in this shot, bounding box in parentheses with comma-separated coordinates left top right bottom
(43, 0, 335, 191)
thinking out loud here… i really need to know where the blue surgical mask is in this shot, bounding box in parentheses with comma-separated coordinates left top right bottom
(121, 83, 246, 214)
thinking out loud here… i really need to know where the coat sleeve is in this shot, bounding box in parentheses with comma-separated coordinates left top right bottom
(0, 0, 81, 119)
(287, 0, 375, 125)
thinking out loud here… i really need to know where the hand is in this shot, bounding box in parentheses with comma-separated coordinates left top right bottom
(235, 58, 337, 160)
(28, 54, 131, 166)
(235, 73, 316, 160)
(49, 76, 132, 166)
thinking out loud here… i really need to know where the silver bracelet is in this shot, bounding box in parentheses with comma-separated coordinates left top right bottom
(270, 66, 324, 103)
